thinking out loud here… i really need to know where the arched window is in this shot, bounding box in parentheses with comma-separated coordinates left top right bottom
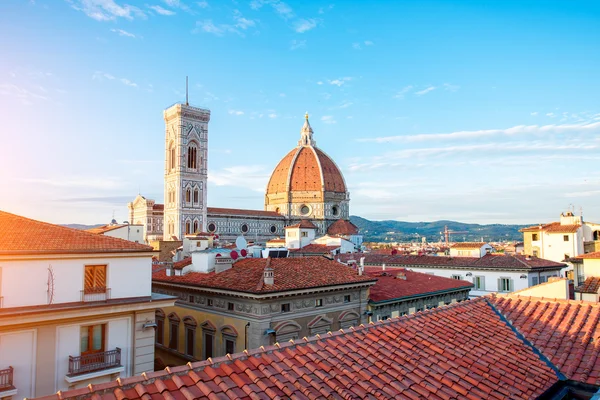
(186, 188, 191, 204)
(187, 143, 197, 169)
(594, 231, 600, 241)
(183, 316, 197, 357)
(221, 325, 238, 355)
(167, 312, 180, 350)
(193, 220, 199, 233)
(169, 143, 176, 171)
(201, 321, 216, 359)
(155, 309, 165, 345)
(185, 220, 191, 234)
(193, 188, 199, 204)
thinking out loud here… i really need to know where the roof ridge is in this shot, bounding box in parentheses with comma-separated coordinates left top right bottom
(495, 293, 600, 307)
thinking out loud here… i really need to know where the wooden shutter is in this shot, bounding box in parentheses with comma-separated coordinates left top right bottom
(84, 265, 106, 293)
(497, 278, 502, 292)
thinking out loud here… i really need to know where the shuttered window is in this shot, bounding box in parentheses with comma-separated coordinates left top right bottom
(84, 265, 106, 294)
(498, 277, 514, 292)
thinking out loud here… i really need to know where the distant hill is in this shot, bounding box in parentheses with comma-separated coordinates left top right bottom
(62, 224, 103, 231)
(350, 216, 529, 243)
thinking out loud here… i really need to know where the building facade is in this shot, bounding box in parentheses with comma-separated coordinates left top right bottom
(151, 257, 376, 367)
(0, 211, 175, 399)
(127, 108, 358, 244)
(86, 221, 144, 244)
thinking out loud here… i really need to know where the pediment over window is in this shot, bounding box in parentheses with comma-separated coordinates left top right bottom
(339, 310, 360, 322)
(220, 325, 238, 337)
(183, 316, 197, 327)
(274, 320, 301, 335)
(200, 320, 217, 331)
(167, 312, 180, 322)
(308, 315, 333, 329)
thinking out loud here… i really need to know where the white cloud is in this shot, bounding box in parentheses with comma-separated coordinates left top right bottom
(290, 39, 306, 50)
(443, 83, 459, 92)
(120, 78, 138, 87)
(336, 101, 353, 109)
(0, 83, 49, 105)
(268, 113, 277, 119)
(110, 28, 136, 37)
(316, 81, 323, 85)
(194, 20, 239, 36)
(294, 18, 317, 33)
(228, 109, 244, 115)
(92, 71, 115, 80)
(364, 40, 374, 46)
(196, 0, 208, 7)
(67, 0, 146, 21)
(279, 93, 286, 97)
(415, 86, 436, 96)
(233, 10, 256, 29)
(163, 0, 192, 13)
(148, 5, 175, 15)
(250, 0, 294, 19)
(546, 112, 555, 118)
(393, 85, 413, 99)
(352, 42, 361, 50)
(531, 112, 538, 116)
(19, 176, 124, 190)
(321, 115, 336, 124)
(328, 77, 352, 87)
(359, 121, 600, 143)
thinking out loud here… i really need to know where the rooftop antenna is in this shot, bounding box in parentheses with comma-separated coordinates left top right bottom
(185, 76, 189, 106)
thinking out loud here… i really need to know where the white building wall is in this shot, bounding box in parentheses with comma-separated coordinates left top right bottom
(0, 329, 36, 399)
(0, 256, 152, 308)
(103, 226, 144, 244)
(540, 231, 581, 263)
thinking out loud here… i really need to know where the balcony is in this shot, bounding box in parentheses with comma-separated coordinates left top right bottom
(0, 366, 15, 397)
(80, 287, 111, 302)
(68, 348, 121, 376)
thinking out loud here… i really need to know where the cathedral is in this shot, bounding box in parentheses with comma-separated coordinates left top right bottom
(128, 101, 358, 243)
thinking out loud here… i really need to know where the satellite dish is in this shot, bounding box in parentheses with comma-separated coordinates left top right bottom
(230, 250, 239, 260)
(235, 236, 247, 251)
(240, 249, 247, 257)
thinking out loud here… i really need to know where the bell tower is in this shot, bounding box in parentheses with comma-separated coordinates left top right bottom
(163, 102, 210, 240)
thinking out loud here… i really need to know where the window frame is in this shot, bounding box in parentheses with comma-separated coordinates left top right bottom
(80, 323, 105, 356)
(168, 313, 180, 350)
(473, 276, 485, 290)
(343, 295, 351, 303)
(281, 303, 291, 313)
(84, 265, 107, 294)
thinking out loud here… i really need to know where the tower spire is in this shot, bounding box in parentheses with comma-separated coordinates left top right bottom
(299, 112, 316, 146)
(185, 76, 189, 106)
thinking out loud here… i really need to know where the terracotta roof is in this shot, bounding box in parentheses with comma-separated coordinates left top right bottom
(173, 257, 193, 270)
(0, 211, 153, 255)
(366, 267, 473, 303)
(520, 222, 581, 234)
(336, 253, 565, 270)
(266, 146, 346, 195)
(577, 251, 600, 259)
(152, 204, 164, 211)
(288, 244, 340, 254)
(575, 277, 600, 294)
(450, 242, 487, 249)
(491, 295, 600, 385)
(86, 224, 127, 234)
(327, 219, 359, 235)
(33, 298, 559, 400)
(207, 207, 283, 218)
(266, 238, 285, 243)
(285, 219, 317, 229)
(153, 257, 375, 294)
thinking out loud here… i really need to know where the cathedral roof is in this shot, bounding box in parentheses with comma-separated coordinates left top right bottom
(327, 219, 359, 235)
(266, 115, 346, 195)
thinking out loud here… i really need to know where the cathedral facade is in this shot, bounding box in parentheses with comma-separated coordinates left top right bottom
(128, 103, 356, 243)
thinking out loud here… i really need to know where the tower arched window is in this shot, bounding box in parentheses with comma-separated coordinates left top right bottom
(186, 188, 191, 204)
(193, 188, 199, 204)
(187, 143, 197, 169)
(193, 220, 199, 233)
(185, 220, 191, 235)
(169, 144, 176, 171)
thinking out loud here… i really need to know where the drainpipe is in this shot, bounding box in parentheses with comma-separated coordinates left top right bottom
(245, 322, 250, 350)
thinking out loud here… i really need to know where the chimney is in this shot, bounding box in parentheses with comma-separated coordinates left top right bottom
(358, 265, 364, 276)
(382, 263, 386, 271)
(395, 272, 406, 280)
(360, 257, 365, 268)
(264, 267, 274, 285)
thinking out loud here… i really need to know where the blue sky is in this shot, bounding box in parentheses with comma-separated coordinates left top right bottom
(1, 0, 599, 225)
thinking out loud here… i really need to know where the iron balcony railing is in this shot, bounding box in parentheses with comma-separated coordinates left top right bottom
(68, 348, 121, 376)
(0, 366, 13, 389)
(80, 287, 111, 302)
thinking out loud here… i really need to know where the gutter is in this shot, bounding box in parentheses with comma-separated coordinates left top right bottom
(369, 285, 473, 306)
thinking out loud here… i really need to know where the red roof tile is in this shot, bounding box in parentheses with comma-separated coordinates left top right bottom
(327, 219, 359, 235)
(288, 243, 340, 254)
(520, 222, 581, 234)
(207, 207, 283, 218)
(34, 298, 559, 400)
(577, 251, 600, 259)
(336, 253, 565, 270)
(575, 277, 600, 294)
(491, 295, 600, 385)
(450, 242, 487, 249)
(153, 204, 164, 211)
(0, 211, 153, 255)
(173, 257, 192, 270)
(153, 257, 376, 294)
(285, 219, 317, 229)
(366, 267, 473, 302)
(86, 224, 131, 234)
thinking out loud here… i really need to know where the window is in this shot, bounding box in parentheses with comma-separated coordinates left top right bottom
(187, 144, 197, 169)
(344, 295, 351, 303)
(451, 274, 462, 280)
(473, 276, 485, 290)
(84, 265, 106, 294)
(315, 299, 323, 307)
(221, 326, 238, 355)
(300, 205, 310, 215)
(540, 276, 548, 284)
(241, 224, 249, 233)
(203, 331, 214, 359)
(281, 303, 291, 312)
(532, 233, 539, 241)
(531, 276, 539, 286)
(225, 338, 235, 355)
(207, 299, 213, 307)
(185, 221, 191, 234)
(208, 222, 216, 233)
(563, 235, 569, 242)
(193, 220, 199, 233)
(332, 205, 339, 216)
(155, 310, 165, 345)
(301, 231, 308, 237)
(168, 313, 180, 350)
(498, 277, 513, 292)
(270, 225, 277, 234)
(183, 317, 197, 357)
(228, 302, 235, 311)
(193, 188, 199, 204)
(169, 145, 176, 170)
(186, 188, 191, 204)
(80, 324, 105, 355)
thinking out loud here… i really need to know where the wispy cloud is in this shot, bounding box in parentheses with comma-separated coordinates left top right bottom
(0, 83, 49, 105)
(294, 18, 317, 33)
(110, 28, 137, 38)
(415, 86, 436, 96)
(120, 78, 137, 87)
(328, 77, 352, 87)
(352, 40, 374, 50)
(251, 0, 294, 19)
(194, 20, 239, 36)
(393, 85, 413, 99)
(359, 121, 600, 143)
(364, 40, 374, 46)
(268, 113, 277, 119)
(148, 4, 175, 15)
(163, 0, 192, 13)
(531, 112, 538, 116)
(209, 165, 270, 192)
(321, 115, 336, 124)
(18, 176, 125, 190)
(196, 0, 208, 7)
(67, 0, 146, 21)
(442, 83, 459, 92)
(92, 71, 138, 88)
(233, 9, 256, 29)
(228, 109, 244, 115)
(290, 39, 306, 50)
(334, 101, 353, 109)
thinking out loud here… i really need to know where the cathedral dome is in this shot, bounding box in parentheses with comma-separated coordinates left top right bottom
(266, 115, 346, 196)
